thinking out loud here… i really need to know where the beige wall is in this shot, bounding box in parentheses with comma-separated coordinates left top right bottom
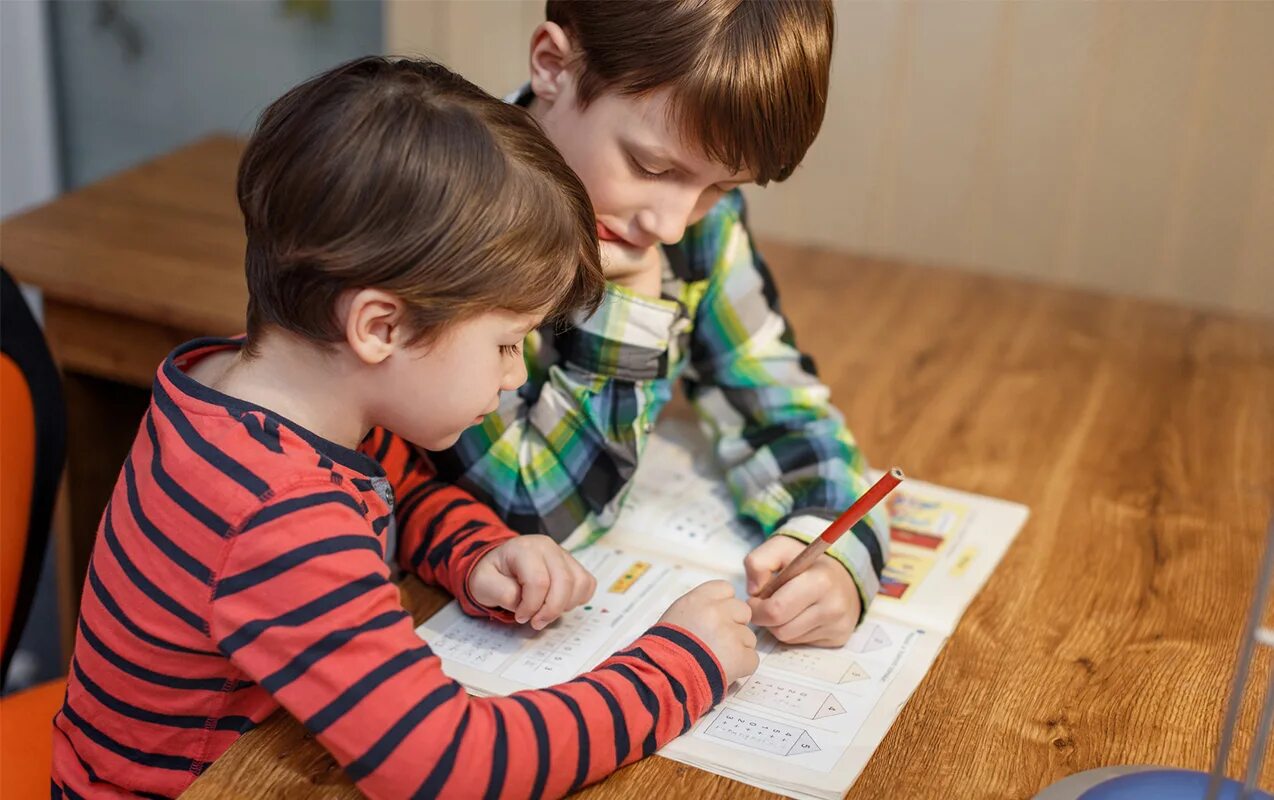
(387, 1, 1274, 318)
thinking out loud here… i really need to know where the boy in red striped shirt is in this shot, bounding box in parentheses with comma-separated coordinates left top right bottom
(52, 57, 758, 799)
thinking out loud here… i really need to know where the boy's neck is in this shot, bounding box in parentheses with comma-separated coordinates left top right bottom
(526, 95, 546, 124)
(189, 333, 371, 450)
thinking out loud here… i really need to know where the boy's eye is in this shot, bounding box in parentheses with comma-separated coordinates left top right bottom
(627, 153, 668, 181)
(500, 343, 522, 357)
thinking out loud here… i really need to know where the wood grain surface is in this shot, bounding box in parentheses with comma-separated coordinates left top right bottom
(0, 135, 248, 338)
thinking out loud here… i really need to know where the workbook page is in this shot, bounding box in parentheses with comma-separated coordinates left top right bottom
(662, 622, 944, 800)
(592, 420, 1030, 637)
(414, 420, 1027, 799)
(418, 542, 736, 698)
(869, 472, 1030, 635)
(416, 539, 944, 800)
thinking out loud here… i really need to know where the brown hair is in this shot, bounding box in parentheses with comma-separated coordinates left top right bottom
(237, 56, 604, 352)
(546, 0, 834, 185)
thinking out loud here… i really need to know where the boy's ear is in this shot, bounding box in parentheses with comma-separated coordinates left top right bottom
(528, 22, 576, 104)
(343, 288, 407, 366)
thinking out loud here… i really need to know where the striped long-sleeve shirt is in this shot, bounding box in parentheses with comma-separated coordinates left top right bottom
(431, 93, 888, 614)
(51, 337, 726, 799)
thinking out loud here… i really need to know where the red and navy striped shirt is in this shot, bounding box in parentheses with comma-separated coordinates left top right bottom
(51, 337, 726, 799)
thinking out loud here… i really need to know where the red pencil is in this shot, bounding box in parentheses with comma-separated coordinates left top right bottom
(753, 468, 905, 600)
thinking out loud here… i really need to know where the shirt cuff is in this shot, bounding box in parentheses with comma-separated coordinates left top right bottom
(775, 512, 884, 624)
(557, 283, 686, 380)
(626, 623, 727, 713)
(457, 538, 518, 623)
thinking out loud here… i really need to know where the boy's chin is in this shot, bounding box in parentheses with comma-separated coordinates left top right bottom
(413, 429, 465, 451)
(404, 416, 488, 451)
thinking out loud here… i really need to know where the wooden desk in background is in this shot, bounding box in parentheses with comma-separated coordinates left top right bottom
(3, 136, 1272, 797)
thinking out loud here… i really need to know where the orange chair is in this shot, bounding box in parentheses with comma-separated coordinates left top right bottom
(1, 266, 68, 797)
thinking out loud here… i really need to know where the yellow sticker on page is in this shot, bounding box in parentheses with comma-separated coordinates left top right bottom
(608, 561, 650, 594)
(949, 547, 978, 577)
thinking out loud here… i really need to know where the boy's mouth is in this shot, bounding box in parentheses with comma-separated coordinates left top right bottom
(596, 221, 632, 246)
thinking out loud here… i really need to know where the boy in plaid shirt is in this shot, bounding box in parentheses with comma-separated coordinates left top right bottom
(432, 0, 888, 648)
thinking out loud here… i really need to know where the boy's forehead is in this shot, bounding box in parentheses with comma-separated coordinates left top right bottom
(501, 309, 545, 331)
(467, 308, 540, 332)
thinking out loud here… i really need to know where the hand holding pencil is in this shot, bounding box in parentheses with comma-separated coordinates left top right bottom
(744, 469, 904, 646)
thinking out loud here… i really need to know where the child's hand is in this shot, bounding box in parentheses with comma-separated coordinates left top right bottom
(658, 580, 759, 685)
(467, 535, 597, 630)
(599, 241, 663, 298)
(744, 536, 861, 647)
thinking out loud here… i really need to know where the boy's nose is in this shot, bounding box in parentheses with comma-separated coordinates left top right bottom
(502, 354, 528, 391)
(637, 194, 697, 245)
(637, 211, 687, 246)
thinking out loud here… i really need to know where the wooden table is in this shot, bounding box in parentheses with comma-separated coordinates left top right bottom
(186, 248, 1274, 798)
(0, 135, 249, 653)
(0, 135, 248, 381)
(6, 136, 1274, 797)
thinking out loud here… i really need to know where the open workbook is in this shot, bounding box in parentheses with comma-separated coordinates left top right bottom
(416, 420, 1029, 799)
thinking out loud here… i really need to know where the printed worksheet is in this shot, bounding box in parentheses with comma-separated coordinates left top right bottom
(416, 420, 1028, 798)
(424, 543, 732, 697)
(869, 471, 1028, 636)
(660, 620, 945, 799)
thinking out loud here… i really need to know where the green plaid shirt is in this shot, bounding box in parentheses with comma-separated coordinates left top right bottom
(429, 186, 890, 612)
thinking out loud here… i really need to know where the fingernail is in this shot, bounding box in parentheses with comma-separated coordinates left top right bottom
(516, 615, 527, 624)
